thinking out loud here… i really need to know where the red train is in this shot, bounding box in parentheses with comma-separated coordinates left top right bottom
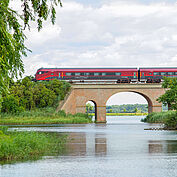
(34, 67, 177, 83)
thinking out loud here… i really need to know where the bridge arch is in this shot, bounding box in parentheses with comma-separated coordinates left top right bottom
(85, 100, 97, 122)
(105, 90, 152, 113)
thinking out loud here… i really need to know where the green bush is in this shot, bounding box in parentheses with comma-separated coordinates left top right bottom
(1, 95, 24, 114)
(0, 126, 8, 134)
(142, 111, 177, 130)
(1, 78, 71, 115)
(56, 110, 66, 117)
(164, 111, 177, 129)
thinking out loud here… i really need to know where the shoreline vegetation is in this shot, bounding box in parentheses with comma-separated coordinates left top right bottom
(0, 126, 67, 164)
(0, 108, 147, 126)
(0, 108, 92, 125)
(141, 111, 177, 130)
(90, 113, 147, 116)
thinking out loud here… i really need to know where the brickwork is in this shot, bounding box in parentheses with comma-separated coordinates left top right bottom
(58, 84, 166, 123)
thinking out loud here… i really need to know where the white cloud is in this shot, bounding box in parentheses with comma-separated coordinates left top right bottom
(21, 1, 177, 77)
(16, 0, 177, 105)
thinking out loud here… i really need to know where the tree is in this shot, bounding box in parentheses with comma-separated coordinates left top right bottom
(134, 107, 138, 113)
(157, 77, 177, 110)
(86, 103, 94, 113)
(0, 0, 62, 108)
(1, 95, 24, 114)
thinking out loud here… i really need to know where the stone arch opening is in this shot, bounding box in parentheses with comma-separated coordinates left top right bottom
(131, 91, 153, 113)
(86, 100, 97, 122)
(106, 91, 151, 114)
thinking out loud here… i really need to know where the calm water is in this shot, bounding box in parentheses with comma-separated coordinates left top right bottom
(0, 116, 177, 177)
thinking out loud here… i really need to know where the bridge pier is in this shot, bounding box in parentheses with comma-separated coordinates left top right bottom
(151, 105, 163, 112)
(148, 104, 162, 113)
(96, 106, 106, 123)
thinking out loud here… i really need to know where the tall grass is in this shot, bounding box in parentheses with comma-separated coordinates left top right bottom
(0, 126, 67, 163)
(0, 108, 92, 125)
(141, 111, 177, 130)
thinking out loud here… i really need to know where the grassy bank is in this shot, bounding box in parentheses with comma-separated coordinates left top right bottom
(89, 113, 147, 116)
(0, 126, 67, 163)
(0, 108, 92, 125)
(141, 111, 177, 130)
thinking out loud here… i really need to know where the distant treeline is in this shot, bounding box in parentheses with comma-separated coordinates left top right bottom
(86, 104, 148, 113)
(107, 104, 148, 113)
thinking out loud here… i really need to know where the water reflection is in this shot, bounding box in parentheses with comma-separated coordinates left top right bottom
(65, 133, 86, 156)
(95, 133, 107, 156)
(149, 140, 177, 154)
(65, 132, 107, 156)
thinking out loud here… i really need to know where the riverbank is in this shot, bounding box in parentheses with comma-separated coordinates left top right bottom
(141, 111, 177, 130)
(0, 108, 92, 125)
(0, 126, 67, 164)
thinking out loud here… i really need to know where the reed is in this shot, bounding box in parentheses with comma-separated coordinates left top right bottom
(0, 126, 67, 163)
(141, 111, 177, 130)
(0, 108, 92, 125)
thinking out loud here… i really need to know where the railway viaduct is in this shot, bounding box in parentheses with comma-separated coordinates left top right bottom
(57, 83, 166, 123)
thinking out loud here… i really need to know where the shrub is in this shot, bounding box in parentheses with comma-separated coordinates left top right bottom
(142, 111, 177, 130)
(164, 111, 177, 129)
(1, 95, 24, 114)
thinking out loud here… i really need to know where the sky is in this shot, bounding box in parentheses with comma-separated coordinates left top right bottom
(11, 0, 177, 105)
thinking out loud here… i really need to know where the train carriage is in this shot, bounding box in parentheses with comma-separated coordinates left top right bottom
(35, 67, 177, 83)
(35, 68, 139, 83)
(139, 67, 177, 83)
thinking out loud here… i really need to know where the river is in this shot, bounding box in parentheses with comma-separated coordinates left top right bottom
(0, 116, 177, 177)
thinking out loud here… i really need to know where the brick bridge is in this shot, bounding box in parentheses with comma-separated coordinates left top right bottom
(57, 83, 166, 123)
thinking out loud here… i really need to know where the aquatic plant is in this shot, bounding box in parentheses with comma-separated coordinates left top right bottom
(0, 127, 67, 163)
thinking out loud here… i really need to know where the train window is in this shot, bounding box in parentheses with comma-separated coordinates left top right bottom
(106, 73, 115, 75)
(75, 73, 80, 76)
(115, 72, 121, 76)
(66, 73, 72, 76)
(168, 72, 173, 75)
(85, 73, 90, 76)
(38, 71, 45, 75)
(89, 73, 94, 76)
(51, 73, 54, 75)
(175, 72, 177, 75)
(94, 73, 99, 76)
(154, 72, 159, 75)
(80, 73, 84, 76)
(102, 73, 106, 76)
(161, 72, 166, 75)
(149, 73, 152, 75)
(46, 76, 58, 80)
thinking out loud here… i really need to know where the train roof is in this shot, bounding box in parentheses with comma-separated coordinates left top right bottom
(140, 67, 177, 71)
(37, 67, 138, 72)
(38, 67, 138, 69)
